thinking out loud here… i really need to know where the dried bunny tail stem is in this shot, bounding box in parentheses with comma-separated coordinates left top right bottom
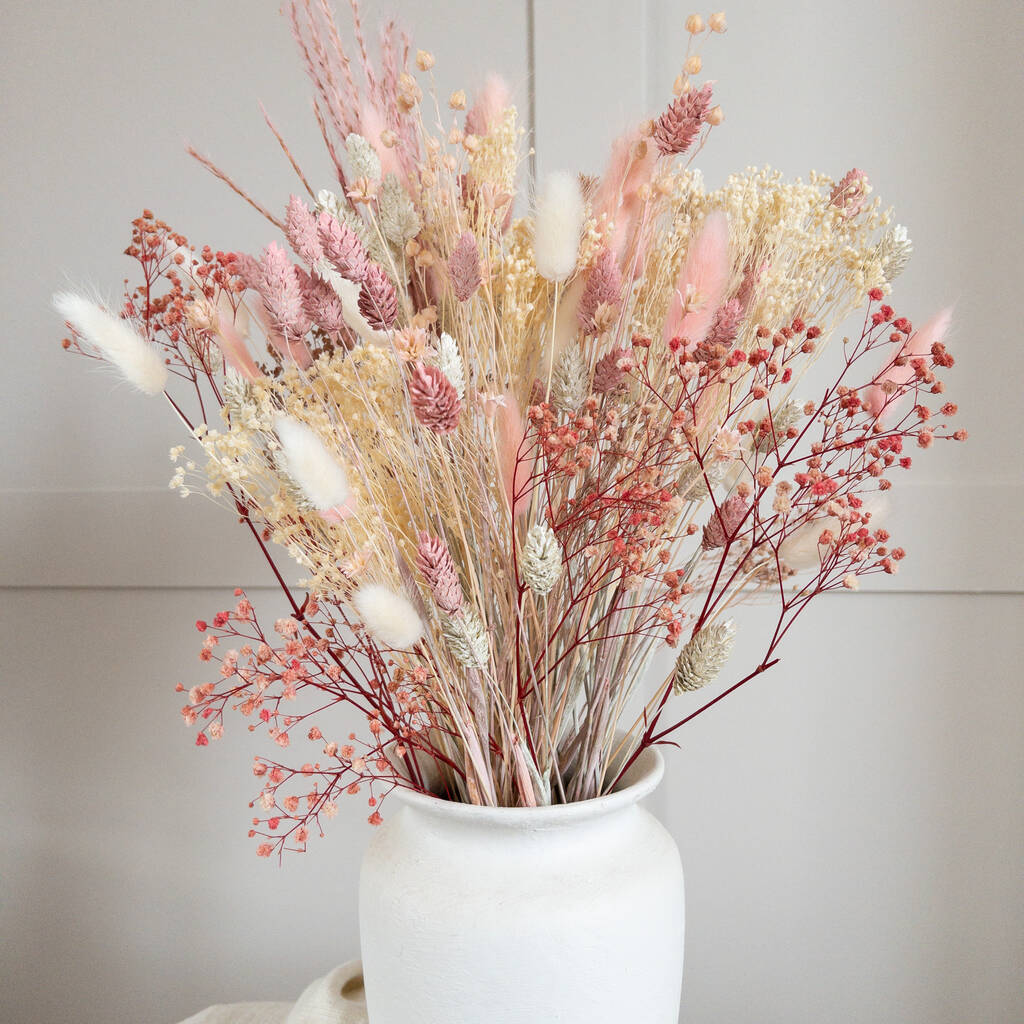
(54, 292, 168, 395)
(465, 74, 510, 136)
(533, 171, 584, 282)
(274, 414, 353, 514)
(663, 209, 730, 346)
(864, 307, 952, 421)
(352, 583, 424, 650)
(186, 145, 285, 231)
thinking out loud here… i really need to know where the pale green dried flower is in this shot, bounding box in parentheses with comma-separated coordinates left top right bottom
(378, 174, 422, 245)
(755, 399, 803, 452)
(345, 133, 382, 181)
(673, 620, 736, 694)
(875, 224, 913, 283)
(522, 522, 562, 595)
(550, 342, 588, 412)
(442, 607, 490, 669)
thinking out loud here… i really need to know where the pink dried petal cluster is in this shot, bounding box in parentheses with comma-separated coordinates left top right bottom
(317, 211, 369, 282)
(231, 252, 263, 290)
(592, 347, 633, 394)
(696, 299, 744, 360)
(735, 259, 766, 311)
(577, 248, 623, 334)
(298, 269, 348, 343)
(358, 263, 398, 330)
(408, 362, 461, 434)
(449, 231, 482, 301)
(257, 242, 312, 338)
(285, 195, 324, 266)
(701, 494, 749, 551)
(415, 531, 463, 614)
(829, 168, 869, 218)
(653, 83, 713, 156)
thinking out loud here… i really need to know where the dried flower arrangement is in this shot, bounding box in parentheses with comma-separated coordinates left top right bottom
(56, 3, 965, 858)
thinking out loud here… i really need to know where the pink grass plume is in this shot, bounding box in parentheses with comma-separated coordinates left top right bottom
(663, 210, 731, 347)
(864, 307, 953, 423)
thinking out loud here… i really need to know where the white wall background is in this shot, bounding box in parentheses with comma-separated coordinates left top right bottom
(2, 1, 1021, 1022)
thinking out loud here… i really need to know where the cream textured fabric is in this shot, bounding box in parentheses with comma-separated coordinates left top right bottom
(178, 961, 368, 1024)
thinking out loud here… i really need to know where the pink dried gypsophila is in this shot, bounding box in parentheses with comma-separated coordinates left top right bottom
(653, 82, 713, 156)
(408, 362, 461, 434)
(701, 494, 749, 551)
(258, 242, 312, 338)
(592, 347, 633, 393)
(415, 532, 463, 614)
(358, 263, 398, 330)
(448, 231, 482, 301)
(285, 195, 324, 266)
(829, 168, 869, 218)
(577, 248, 623, 334)
(317, 211, 369, 282)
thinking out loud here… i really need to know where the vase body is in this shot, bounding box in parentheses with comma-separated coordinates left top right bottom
(358, 746, 684, 1024)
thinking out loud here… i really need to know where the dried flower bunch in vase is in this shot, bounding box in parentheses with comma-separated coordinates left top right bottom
(56, 3, 964, 854)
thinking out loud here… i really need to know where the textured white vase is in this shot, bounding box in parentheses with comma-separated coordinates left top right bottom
(358, 745, 684, 1023)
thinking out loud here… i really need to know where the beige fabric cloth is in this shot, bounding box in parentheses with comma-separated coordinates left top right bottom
(178, 961, 368, 1024)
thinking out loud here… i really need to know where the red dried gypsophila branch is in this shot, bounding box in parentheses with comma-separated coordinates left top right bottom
(181, 588, 469, 860)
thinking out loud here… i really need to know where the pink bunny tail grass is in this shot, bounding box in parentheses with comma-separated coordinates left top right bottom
(318, 495, 358, 524)
(864, 307, 953, 422)
(358, 263, 398, 330)
(317, 211, 369, 283)
(408, 363, 462, 434)
(449, 231, 482, 301)
(213, 314, 262, 381)
(359, 102, 406, 183)
(465, 74, 510, 136)
(663, 210, 731, 346)
(577, 247, 623, 334)
(496, 394, 533, 519)
(594, 130, 658, 266)
(285, 194, 324, 266)
(415, 531, 463, 615)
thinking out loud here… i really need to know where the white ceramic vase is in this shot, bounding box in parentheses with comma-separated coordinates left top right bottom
(358, 745, 684, 1023)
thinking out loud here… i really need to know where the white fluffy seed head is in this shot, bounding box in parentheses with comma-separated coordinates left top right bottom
(352, 583, 424, 649)
(54, 292, 168, 395)
(274, 415, 351, 511)
(778, 516, 841, 571)
(533, 171, 585, 282)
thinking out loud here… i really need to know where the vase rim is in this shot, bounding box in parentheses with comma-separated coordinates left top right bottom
(391, 743, 664, 828)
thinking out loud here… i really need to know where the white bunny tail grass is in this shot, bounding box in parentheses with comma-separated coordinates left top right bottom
(533, 171, 585, 282)
(274, 415, 351, 512)
(353, 584, 424, 650)
(54, 292, 168, 395)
